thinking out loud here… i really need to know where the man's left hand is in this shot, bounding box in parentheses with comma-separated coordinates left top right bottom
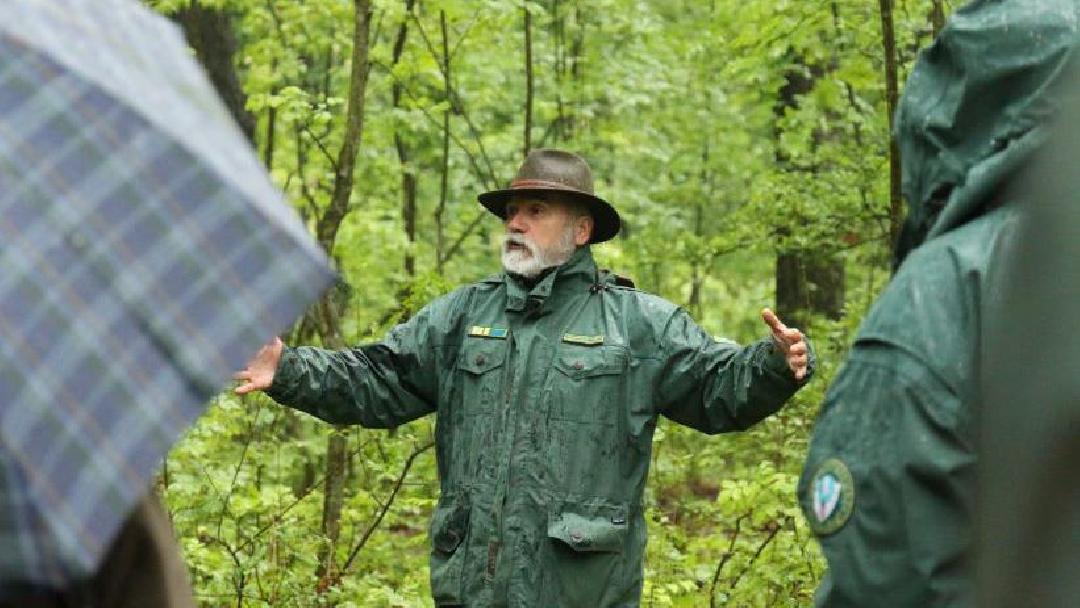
(761, 308, 809, 381)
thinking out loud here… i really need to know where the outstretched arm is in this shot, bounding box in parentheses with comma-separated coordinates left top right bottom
(657, 308, 814, 434)
(230, 294, 458, 427)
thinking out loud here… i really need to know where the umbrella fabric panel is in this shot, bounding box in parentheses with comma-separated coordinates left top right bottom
(0, 0, 315, 248)
(0, 19, 334, 593)
(0, 453, 64, 590)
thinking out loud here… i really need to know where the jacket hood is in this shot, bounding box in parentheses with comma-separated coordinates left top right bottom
(893, 0, 1080, 267)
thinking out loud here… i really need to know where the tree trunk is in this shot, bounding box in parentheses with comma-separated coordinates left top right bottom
(930, 0, 946, 38)
(570, 7, 586, 134)
(688, 200, 704, 320)
(775, 254, 845, 328)
(317, 0, 374, 254)
(773, 57, 845, 329)
(263, 102, 277, 168)
(435, 10, 452, 269)
(550, 0, 566, 144)
(263, 60, 279, 169)
(878, 0, 903, 251)
(392, 0, 418, 277)
(171, 2, 256, 143)
(523, 2, 534, 157)
(688, 144, 709, 319)
(316, 431, 348, 584)
(312, 0, 374, 585)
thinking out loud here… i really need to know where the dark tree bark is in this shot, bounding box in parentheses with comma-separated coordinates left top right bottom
(263, 102, 277, 168)
(776, 256, 845, 324)
(879, 0, 903, 251)
(773, 58, 845, 329)
(171, 2, 256, 143)
(545, 1, 586, 145)
(930, 0, 947, 38)
(317, 0, 374, 254)
(392, 0, 419, 277)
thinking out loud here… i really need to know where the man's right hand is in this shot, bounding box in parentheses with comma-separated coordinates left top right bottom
(234, 337, 284, 395)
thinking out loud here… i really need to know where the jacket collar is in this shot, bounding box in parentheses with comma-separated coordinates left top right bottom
(504, 246, 597, 313)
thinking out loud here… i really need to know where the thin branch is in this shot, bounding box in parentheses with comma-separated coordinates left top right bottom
(408, 11, 499, 184)
(341, 441, 435, 572)
(302, 122, 339, 172)
(448, 13, 482, 62)
(729, 517, 789, 592)
(440, 210, 488, 267)
(709, 512, 749, 608)
(234, 437, 378, 554)
(216, 399, 266, 538)
(373, 62, 496, 190)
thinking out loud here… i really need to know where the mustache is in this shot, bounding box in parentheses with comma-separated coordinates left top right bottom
(503, 233, 536, 252)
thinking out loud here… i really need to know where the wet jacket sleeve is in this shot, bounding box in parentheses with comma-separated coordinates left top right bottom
(802, 344, 973, 607)
(655, 309, 812, 433)
(264, 300, 451, 428)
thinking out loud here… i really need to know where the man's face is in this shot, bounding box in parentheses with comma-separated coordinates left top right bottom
(501, 196, 593, 278)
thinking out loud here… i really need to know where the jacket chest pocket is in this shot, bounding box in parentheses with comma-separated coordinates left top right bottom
(549, 344, 628, 425)
(456, 339, 507, 417)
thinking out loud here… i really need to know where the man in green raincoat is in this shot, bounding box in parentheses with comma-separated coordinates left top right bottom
(236, 148, 814, 606)
(797, 1, 1080, 605)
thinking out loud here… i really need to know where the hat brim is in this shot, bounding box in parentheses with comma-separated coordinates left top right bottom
(477, 188, 621, 244)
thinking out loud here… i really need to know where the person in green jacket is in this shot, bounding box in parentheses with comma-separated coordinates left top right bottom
(797, 1, 1080, 606)
(235, 149, 814, 607)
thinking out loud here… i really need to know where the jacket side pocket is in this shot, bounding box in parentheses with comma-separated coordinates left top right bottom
(540, 499, 633, 607)
(429, 494, 471, 605)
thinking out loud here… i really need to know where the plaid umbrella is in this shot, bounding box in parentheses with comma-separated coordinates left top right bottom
(0, 0, 335, 593)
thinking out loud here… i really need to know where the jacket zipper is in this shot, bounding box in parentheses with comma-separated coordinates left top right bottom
(487, 329, 515, 582)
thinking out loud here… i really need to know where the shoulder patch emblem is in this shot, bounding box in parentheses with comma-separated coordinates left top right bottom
(808, 458, 854, 536)
(562, 333, 604, 346)
(468, 325, 508, 339)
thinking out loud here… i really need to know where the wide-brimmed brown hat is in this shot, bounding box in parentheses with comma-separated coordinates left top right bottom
(478, 149, 621, 244)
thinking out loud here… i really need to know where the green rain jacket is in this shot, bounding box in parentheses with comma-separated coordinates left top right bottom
(268, 247, 810, 607)
(798, 1, 1080, 606)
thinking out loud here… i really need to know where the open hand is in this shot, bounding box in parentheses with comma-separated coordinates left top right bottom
(234, 337, 284, 395)
(761, 308, 809, 381)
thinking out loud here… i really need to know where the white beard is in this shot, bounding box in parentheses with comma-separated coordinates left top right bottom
(501, 223, 578, 278)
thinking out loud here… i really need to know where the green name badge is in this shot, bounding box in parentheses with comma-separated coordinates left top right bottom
(562, 333, 604, 346)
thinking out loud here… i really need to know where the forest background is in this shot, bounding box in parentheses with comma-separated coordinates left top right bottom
(146, 0, 956, 605)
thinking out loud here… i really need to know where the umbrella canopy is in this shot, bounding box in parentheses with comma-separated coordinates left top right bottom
(0, 0, 335, 593)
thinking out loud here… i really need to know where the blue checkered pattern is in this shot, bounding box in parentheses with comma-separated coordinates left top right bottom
(0, 0, 334, 593)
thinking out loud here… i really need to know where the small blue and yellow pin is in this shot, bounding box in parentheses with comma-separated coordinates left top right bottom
(468, 325, 509, 339)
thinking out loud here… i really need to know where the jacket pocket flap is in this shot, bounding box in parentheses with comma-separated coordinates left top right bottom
(553, 345, 628, 380)
(547, 504, 628, 553)
(430, 495, 470, 554)
(457, 341, 506, 375)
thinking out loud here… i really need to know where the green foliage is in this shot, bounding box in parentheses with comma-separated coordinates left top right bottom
(152, 0, 954, 604)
